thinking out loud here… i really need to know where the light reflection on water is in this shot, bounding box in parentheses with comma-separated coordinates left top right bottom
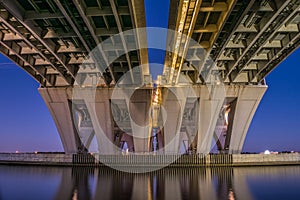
(1, 165, 300, 200)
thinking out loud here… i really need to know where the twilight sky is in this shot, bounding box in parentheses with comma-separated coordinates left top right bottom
(0, 0, 300, 153)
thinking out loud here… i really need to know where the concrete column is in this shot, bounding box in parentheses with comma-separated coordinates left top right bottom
(80, 88, 116, 154)
(39, 87, 81, 154)
(163, 97, 182, 154)
(197, 86, 225, 154)
(162, 87, 190, 154)
(127, 89, 151, 153)
(228, 85, 267, 153)
(111, 88, 152, 153)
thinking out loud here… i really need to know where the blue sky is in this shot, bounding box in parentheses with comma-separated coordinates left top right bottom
(0, 0, 299, 152)
(243, 48, 300, 152)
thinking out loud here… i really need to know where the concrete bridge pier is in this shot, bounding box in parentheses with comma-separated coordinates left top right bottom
(40, 87, 118, 154)
(84, 89, 116, 154)
(111, 88, 153, 153)
(39, 84, 267, 155)
(161, 86, 193, 154)
(126, 89, 152, 153)
(39, 87, 81, 154)
(227, 85, 267, 154)
(197, 86, 225, 154)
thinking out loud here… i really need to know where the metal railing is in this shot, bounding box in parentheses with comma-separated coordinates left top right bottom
(72, 154, 234, 167)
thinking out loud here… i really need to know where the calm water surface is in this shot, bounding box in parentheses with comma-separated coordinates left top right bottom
(0, 165, 300, 200)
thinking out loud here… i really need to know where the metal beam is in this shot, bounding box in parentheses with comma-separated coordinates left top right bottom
(255, 32, 300, 82)
(0, 11, 73, 85)
(211, 0, 256, 61)
(207, 0, 236, 51)
(109, 0, 134, 81)
(229, 0, 300, 82)
(128, 0, 149, 75)
(168, 0, 203, 84)
(197, 0, 236, 83)
(95, 27, 120, 36)
(25, 11, 64, 20)
(102, 42, 137, 51)
(85, 6, 130, 16)
(225, 0, 294, 79)
(199, 2, 228, 12)
(0, 0, 76, 84)
(194, 24, 218, 33)
(53, 0, 91, 52)
(2, 33, 23, 41)
(0, 33, 54, 86)
(72, 0, 116, 84)
(42, 29, 77, 39)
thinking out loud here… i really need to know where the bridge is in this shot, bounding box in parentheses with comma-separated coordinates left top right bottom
(0, 0, 299, 154)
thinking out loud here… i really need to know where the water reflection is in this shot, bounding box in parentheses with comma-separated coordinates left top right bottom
(1, 165, 300, 200)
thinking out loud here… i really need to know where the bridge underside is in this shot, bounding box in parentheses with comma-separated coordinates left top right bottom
(0, 0, 299, 154)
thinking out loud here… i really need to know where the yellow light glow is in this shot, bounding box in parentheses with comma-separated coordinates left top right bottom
(152, 88, 162, 106)
(225, 108, 230, 125)
(168, 0, 190, 83)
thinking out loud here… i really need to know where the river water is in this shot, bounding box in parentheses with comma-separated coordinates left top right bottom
(0, 165, 300, 200)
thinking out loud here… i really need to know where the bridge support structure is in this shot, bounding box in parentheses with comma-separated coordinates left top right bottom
(39, 84, 267, 154)
(39, 87, 81, 154)
(226, 85, 267, 154)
